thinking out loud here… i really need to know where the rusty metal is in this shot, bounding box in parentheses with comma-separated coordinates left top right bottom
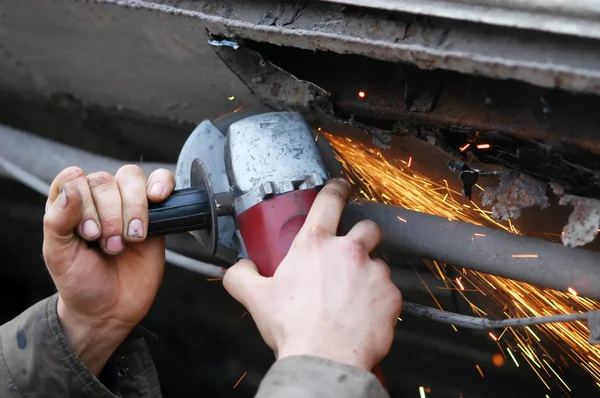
(560, 195, 600, 248)
(212, 46, 330, 112)
(481, 171, 549, 221)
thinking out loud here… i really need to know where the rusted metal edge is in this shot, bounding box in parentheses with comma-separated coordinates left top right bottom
(87, 0, 600, 95)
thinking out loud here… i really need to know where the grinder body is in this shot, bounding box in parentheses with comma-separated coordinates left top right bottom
(225, 113, 327, 276)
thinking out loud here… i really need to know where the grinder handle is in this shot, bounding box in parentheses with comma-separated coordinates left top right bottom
(147, 187, 213, 237)
(235, 190, 387, 389)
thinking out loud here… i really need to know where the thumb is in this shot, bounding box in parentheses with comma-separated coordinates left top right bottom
(43, 181, 84, 276)
(223, 259, 267, 310)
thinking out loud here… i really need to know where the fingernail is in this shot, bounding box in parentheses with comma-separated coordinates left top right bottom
(128, 219, 144, 239)
(106, 236, 124, 254)
(82, 219, 100, 238)
(149, 182, 164, 196)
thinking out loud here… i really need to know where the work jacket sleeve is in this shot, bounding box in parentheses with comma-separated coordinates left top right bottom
(256, 356, 390, 398)
(0, 294, 161, 398)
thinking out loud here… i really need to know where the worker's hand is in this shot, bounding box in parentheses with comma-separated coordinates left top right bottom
(42, 166, 175, 375)
(224, 179, 402, 371)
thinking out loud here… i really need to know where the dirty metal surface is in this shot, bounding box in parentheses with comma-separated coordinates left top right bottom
(322, 0, 600, 40)
(89, 0, 600, 95)
(0, 0, 264, 124)
(212, 47, 330, 112)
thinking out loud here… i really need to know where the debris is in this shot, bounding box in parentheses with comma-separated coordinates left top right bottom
(549, 182, 565, 197)
(559, 195, 600, 247)
(208, 39, 240, 49)
(481, 171, 548, 221)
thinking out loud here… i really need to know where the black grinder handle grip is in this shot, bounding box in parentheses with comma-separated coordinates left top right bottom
(147, 187, 213, 237)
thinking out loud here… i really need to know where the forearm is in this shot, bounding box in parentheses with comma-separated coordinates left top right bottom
(256, 356, 389, 398)
(0, 294, 161, 398)
(57, 296, 131, 376)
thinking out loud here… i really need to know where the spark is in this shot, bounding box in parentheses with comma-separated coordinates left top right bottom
(474, 233, 486, 237)
(241, 311, 248, 318)
(408, 157, 413, 168)
(507, 347, 520, 367)
(419, 386, 426, 398)
(207, 278, 223, 281)
(475, 184, 485, 191)
(568, 287, 578, 296)
(397, 216, 408, 223)
(476, 364, 485, 378)
(459, 143, 470, 152)
(323, 132, 600, 390)
(358, 91, 366, 98)
(489, 332, 498, 341)
(456, 277, 465, 291)
(477, 144, 491, 149)
(543, 359, 571, 392)
(228, 95, 235, 101)
(492, 353, 505, 368)
(233, 372, 247, 388)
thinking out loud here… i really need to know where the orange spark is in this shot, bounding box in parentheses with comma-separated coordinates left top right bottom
(459, 143, 470, 152)
(476, 364, 485, 378)
(492, 353, 505, 367)
(241, 311, 248, 318)
(511, 254, 539, 258)
(456, 277, 465, 291)
(407, 157, 413, 168)
(233, 372, 247, 388)
(358, 91, 366, 98)
(207, 278, 223, 281)
(568, 287, 578, 296)
(489, 332, 498, 341)
(477, 144, 491, 149)
(474, 233, 486, 237)
(397, 216, 408, 223)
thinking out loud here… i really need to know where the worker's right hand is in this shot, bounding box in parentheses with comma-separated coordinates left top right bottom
(224, 179, 402, 371)
(42, 166, 175, 376)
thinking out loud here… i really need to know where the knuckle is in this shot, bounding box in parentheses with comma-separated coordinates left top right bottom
(87, 172, 114, 189)
(343, 238, 366, 260)
(43, 212, 58, 231)
(117, 164, 144, 178)
(318, 187, 345, 201)
(99, 214, 122, 233)
(124, 201, 146, 217)
(391, 287, 403, 310)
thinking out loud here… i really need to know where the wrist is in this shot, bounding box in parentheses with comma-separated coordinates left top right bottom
(277, 340, 372, 371)
(57, 296, 133, 375)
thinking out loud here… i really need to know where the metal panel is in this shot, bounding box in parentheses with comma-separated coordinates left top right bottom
(323, 0, 600, 39)
(89, 0, 600, 96)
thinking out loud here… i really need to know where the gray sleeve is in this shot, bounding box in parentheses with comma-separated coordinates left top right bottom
(256, 356, 389, 398)
(0, 294, 161, 398)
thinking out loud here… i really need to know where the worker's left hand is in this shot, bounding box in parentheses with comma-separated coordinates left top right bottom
(42, 166, 175, 375)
